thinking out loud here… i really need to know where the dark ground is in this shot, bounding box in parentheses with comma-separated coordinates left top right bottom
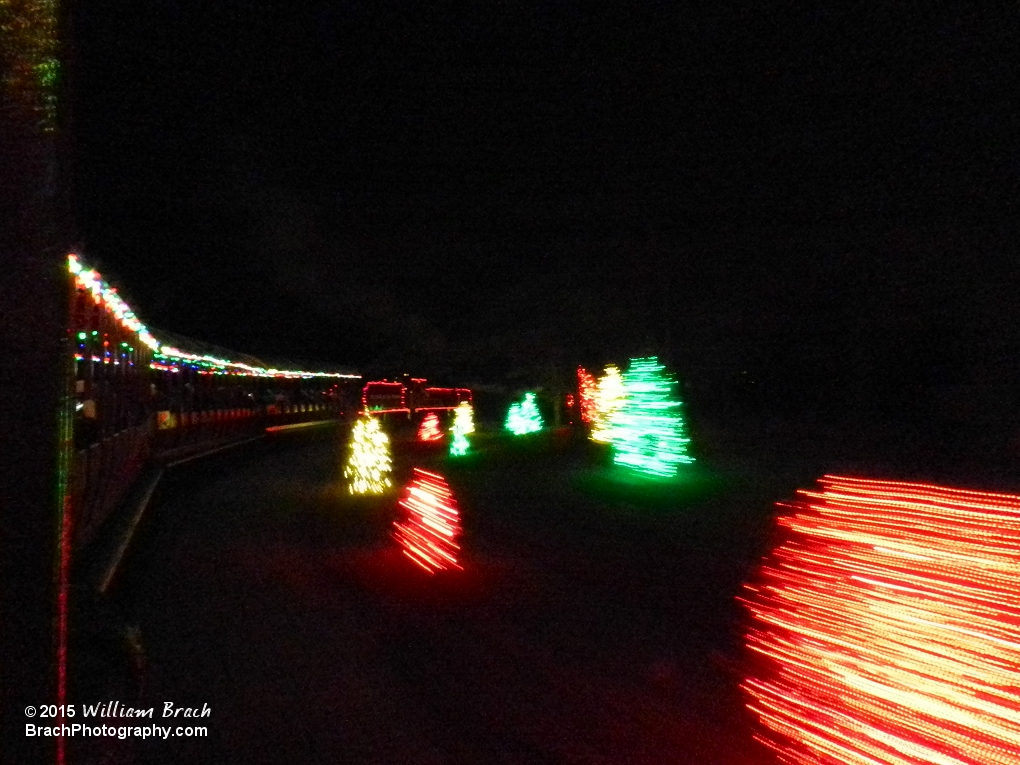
(93, 424, 788, 765)
(75, 398, 1019, 765)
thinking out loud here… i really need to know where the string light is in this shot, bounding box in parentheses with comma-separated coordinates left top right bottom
(577, 367, 598, 424)
(505, 392, 543, 435)
(68, 254, 159, 350)
(392, 468, 462, 573)
(742, 475, 1020, 765)
(608, 356, 694, 476)
(449, 402, 474, 456)
(362, 381, 409, 414)
(417, 412, 443, 442)
(591, 364, 625, 442)
(69, 254, 359, 379)
(343, 416, 392, 494)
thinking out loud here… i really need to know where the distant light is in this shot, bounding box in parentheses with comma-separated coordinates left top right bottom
(505, 392, 543, 435)
(417, 412, 443, 443)
(449, 402, 474, 456)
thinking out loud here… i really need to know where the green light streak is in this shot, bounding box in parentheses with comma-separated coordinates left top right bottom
(505, 392, 543, 436)
(608, 356, 694, 478)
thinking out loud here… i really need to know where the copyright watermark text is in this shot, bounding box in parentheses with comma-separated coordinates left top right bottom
(25, 702, 210, 740)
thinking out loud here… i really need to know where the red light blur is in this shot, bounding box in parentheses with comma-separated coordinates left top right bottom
(742, 475, 1020, 765)
(392, 468, 462, 574)
(577, 367, 597, 424)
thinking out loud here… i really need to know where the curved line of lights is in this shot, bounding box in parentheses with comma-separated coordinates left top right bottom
(68, 254, 359, 379)
(742, 475, 1020, 765)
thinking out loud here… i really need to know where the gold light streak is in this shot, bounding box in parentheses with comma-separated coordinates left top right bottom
(343, 416, 392, 495)
(741, 475, 1020, 765)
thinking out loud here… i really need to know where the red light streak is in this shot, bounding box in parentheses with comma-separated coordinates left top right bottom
(576, 366, 597, 424)
(417, 412, 443, 442)
(741, 475, 1020, 765)
(392, 468, 462, 574)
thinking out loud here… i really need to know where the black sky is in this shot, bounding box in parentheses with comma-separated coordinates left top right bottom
(71, 4, 1018, 396)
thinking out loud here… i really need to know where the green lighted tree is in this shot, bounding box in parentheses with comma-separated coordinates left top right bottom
(449, 402, 474, 456)
(608, 356, 694, 477)
(505, 392, 543, 435)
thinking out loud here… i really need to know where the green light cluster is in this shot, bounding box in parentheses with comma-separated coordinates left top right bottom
(505, 392, 543, 435)
(449, 402, 474, 456)
(608, 356, 694, 477)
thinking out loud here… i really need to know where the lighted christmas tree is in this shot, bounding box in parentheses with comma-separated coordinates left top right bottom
(449, 401, 474, 456)
(577, 366, 598, 425)
(344, 415, 392, 494)
(609, 356, 694, 477)
(392, 468, 462, 573)
(417, 411, 443, 443)
(590, 364, 625, 442)
(505, 391, 543, 435)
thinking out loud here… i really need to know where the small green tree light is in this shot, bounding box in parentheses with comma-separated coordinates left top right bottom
(449, 402, 475, 456)
(609, 356, 694, 477)
(505, 391, 543, 435)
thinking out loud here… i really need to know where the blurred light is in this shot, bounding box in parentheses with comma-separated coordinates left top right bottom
(577, 366, 598, 424)
(505, 392, 543, 435)
(742, 475, 1020, 765)
(392, 468, 462, 573)
(449, 402, 474, 456)
(591, 364, 625, 442)
(417, 412, 443, 443)
(343, 416, 392, 494)
(609, 356, 693, 476)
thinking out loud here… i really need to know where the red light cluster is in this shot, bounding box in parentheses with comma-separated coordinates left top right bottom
(361, 380, 408, 414)
(393, 468, 462, 573)
(742, 475, 1020, 765)
(417, 412, 443, 442)
(576, 366, 598, 424)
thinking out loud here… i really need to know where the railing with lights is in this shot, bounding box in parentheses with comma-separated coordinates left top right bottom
(67, 253, 361, 548)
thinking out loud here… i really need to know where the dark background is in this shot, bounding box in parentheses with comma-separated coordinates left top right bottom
(69, 4, 1019, 468)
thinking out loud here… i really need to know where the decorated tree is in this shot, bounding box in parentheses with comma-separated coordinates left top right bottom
(343, 415, 392, 494)
(417, 411, 443, 442)
(590, 364, 625, 442)
(449, 401, 474, 456)
(609, 356, 694, 476)
(576, 366, 598, 425)
(505, 391, 543, 435)
(392, 468, 462, 573)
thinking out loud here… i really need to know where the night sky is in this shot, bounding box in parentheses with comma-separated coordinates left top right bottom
(70, 5, 1017, 406)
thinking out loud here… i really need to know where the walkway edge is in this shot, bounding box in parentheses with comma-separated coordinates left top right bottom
(96, 435, 264, 595)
